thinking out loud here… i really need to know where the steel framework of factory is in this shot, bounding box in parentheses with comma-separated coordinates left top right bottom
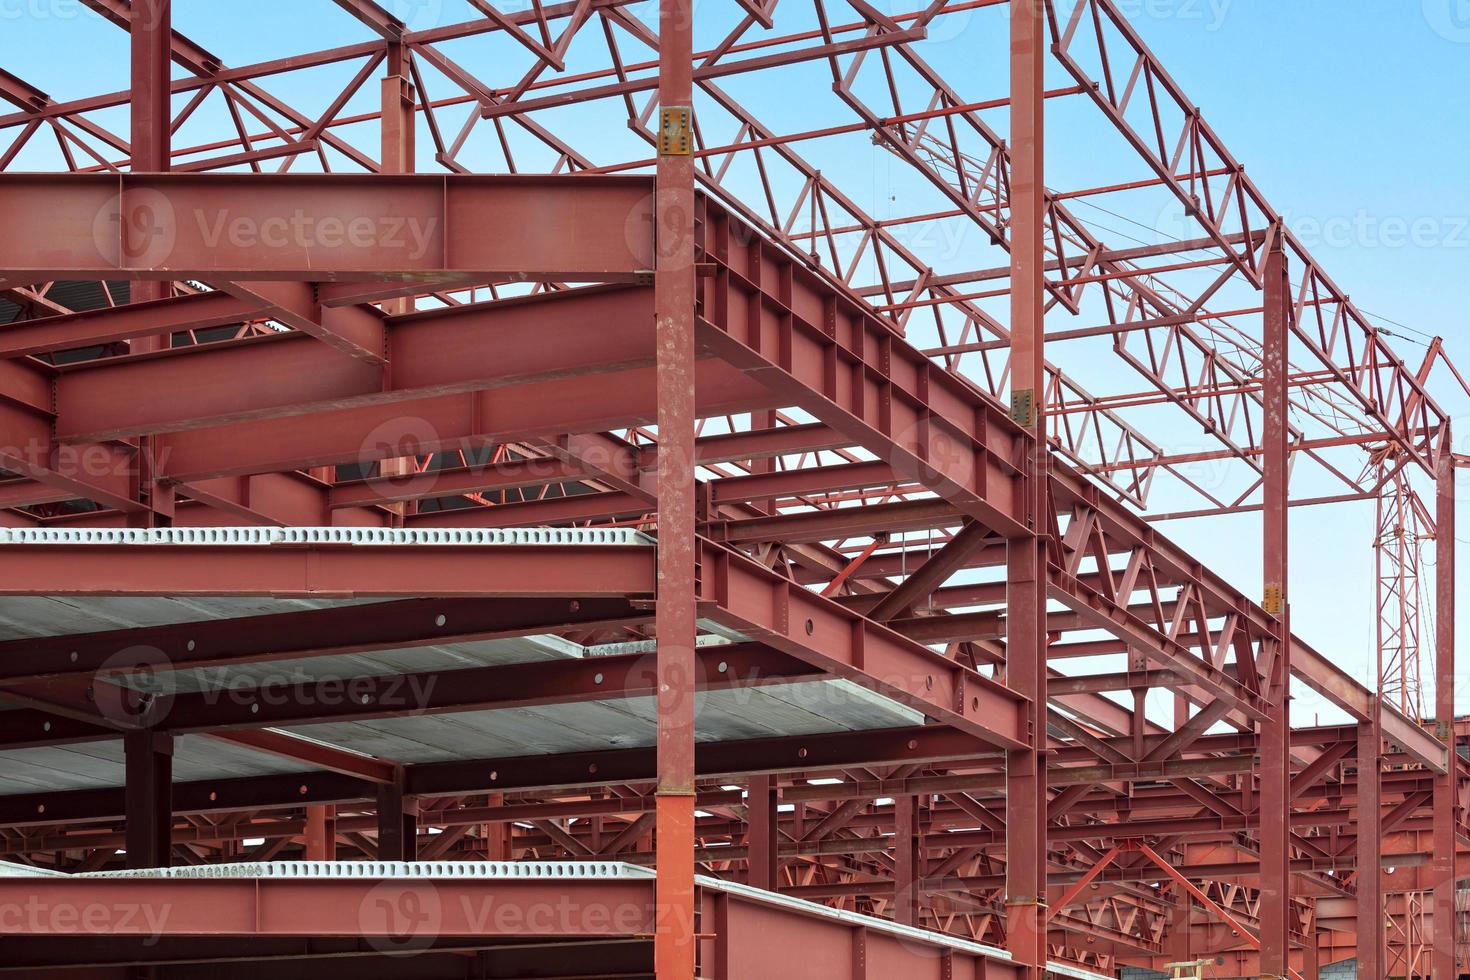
(0, 0, 1465, 977)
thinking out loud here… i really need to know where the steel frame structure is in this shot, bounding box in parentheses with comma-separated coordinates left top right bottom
(0, 1, 1465, 978)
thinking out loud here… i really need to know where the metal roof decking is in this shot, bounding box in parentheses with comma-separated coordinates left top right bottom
(0, 527, 654, 547)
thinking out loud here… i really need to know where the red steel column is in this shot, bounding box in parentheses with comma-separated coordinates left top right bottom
(486, 793, 515, 860)
(304, 805, 336, 861)
(1259, 228, 1292, 978)
(894, 795, 922, 926)
(128, 0, 173, 526)
(123, 730, 173, 869)
(370, 40, 418, 505)
(746, 775, 779, 890)
(129, 0, 169, 314)
(1004, 1, 1049, 975)
(1433, 434, 1458, 976)
(1302, 928, 1319, 980)
(381, 41, 415, 177)
(654, 0, 696, 975)
(1357, 711, 1383, 978)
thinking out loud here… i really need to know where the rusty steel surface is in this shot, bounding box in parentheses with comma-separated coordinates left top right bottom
(0, 1, 1465, 978)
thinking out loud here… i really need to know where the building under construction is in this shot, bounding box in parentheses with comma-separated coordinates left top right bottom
(0, 1, 1464, 977)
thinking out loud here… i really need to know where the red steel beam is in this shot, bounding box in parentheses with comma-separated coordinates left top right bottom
(0, 597, 647, 683)
(0, 173, 654, 282)
(0, 724, 987, 828)
(144, 645, 821, 734)
(696, 202, 1029, 539)
(0, 287, 254, 357)
(44, 285, 655, 441)
(207, 727, 399, 784)
(0, 769, 374, 827)
(695, 538, 1027, 752)
(0, 539, 658, 598)
(149, 359, 774, 482)
(0, 876, 656, 938)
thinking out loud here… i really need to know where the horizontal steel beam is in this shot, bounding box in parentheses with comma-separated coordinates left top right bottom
(0, 540, 657, 597)
(44, 285, 654, 441)
(0, 876, 656, 938)
(0, 173, 653, 281)
(159, 645, 820, 733)
(0, 289, 254, 357)
(0, 597, 646, 683)
(0, 725, 985, 827)
(697, 201, 1028, 538)
(151, 360, 774, 481)
(696, 538, 1028, 751)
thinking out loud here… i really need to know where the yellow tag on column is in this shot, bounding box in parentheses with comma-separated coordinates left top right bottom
(1263, 582, 1283, 615)
(659, 107, 692, 156)
(1010, 388, 1035, 427)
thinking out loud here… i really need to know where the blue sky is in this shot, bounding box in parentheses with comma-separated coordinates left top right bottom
(1095, 0, 1470, 719)
(3, 0, 1468, 717)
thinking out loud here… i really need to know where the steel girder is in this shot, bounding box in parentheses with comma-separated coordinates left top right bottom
(0, 0, 1465, 975)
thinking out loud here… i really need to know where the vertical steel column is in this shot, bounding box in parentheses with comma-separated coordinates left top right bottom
(1302, 928, 1319, 980)
(370, 40, 418, 507)
(654, 0, 696, 975)
(127, 0, 172, 525)
(377, 779, 418, 862)
(304, 805, 336, 861)
(129, 0, 170, 173)
(746, 775, 780, 890)
(128, 0, 169, 314)
(486, 793, 515, 860)
(1356, 711, 1383, 978)
(381, 41, 415, 177)
(1432, 434, 1458, 976)
(894, 795, 922, 926)
(1258, 230, 1292, 977)
(1004, 1, 1049, 975)
(123, 730, 172, 869)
